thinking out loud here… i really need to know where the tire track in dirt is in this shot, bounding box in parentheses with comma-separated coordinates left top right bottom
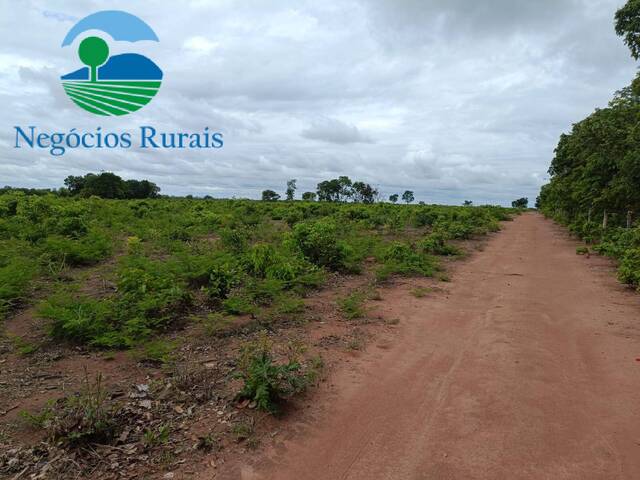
(211, 213, 640, 480)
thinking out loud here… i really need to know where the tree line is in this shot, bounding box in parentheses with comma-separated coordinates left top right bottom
(63, 172, 160, 199)
(1, 172, 161, 199)
(538, 0, 640, 228)
(262, 176, 416, 204)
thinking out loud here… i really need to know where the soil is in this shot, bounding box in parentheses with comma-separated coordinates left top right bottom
(208, 213, 640, 480)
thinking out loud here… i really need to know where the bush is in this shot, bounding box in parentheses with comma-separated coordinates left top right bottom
(237, 333, 315, 412)
(0, 257, 38, 317)
(420, 233, 461, 256)
(39, 293, 114, 346)
(618, 248, 640, 288)
(42, 229, 112, 266)
(290, 219, 352, 271)
(376, 242, 438, 281)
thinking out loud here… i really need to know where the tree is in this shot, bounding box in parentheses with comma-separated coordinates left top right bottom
(316, 179, 342, 202)
(402, 190, 415, 204)
(302, 192, 316, 201)
(261, 189, 280, 201)
(64, 175, 87, 195)
(337, 176, 353, 201)
(615, 0, 640, 60)
(82, 172, 126, 198)
(126, 179, 160, 199)
(463, 200, 473, 206)
(389, 194, 399, 203)
(285, 179, 297, 201)
(512, 198, 529, 209)
(352, 182, 378, 203)
(62, 172, 160, 199)
(78, 36, 109, 82)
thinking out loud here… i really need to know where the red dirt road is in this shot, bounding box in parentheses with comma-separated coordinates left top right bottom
(218, 213, 640, 479)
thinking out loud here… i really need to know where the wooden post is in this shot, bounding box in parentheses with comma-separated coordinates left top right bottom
(602, 210, 608, 229)
(627, 210, 633, 229)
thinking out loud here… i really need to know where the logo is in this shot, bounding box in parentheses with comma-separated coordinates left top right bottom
(60, 10, 162, 116)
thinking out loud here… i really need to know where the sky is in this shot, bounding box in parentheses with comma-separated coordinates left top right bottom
(0, 0, 637, 205)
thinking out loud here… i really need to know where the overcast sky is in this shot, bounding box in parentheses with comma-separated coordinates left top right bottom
(0, 0, 637, 205)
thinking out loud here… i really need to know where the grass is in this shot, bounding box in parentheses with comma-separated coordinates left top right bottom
(410, 286, 432, 298)
(337, 292, 367, 320)
(132, 339, 177, 365)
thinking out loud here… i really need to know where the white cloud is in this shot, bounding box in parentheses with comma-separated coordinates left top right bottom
(301, 117, 373, 144)
(0, 0, 636, 205)
(183, 36, 219, 55)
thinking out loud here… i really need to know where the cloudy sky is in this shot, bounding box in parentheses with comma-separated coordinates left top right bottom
(0, 0, 637, 204)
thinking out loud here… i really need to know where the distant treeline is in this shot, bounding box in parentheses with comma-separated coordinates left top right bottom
(538, 0, 640, 227)
(2, 172, 160, 199)
(63, 173, 160, 199)
(262, 176, 417, 204)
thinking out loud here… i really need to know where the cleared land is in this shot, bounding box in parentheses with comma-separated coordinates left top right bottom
(214, 213, 640, 480)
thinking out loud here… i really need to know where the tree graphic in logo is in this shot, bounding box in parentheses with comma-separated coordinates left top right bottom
(60, 10, 163, 116)
(78, 37, 109, 83)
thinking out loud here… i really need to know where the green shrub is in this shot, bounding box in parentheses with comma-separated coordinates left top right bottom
(0, 257, 38, 317)
(376, 242, 438, 281)
(43, 229, 112, 266)
(618, 248, 640, 288)
(420, 233, 461, 256)
(223, 295, 256, 315)
(290, 219, 352, 271)
(39, 293, 115, 346)
(237, 333, 315, 412)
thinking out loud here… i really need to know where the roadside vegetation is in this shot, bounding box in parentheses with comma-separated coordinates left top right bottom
(538, 0, 640, 291)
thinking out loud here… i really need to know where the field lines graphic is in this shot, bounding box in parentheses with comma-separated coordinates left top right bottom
(62, 80, 161, 116)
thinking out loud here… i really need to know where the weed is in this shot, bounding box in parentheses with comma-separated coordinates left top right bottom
(19, 401, 56, 429)
(196, 433, 217, 452)
(29, 373, 119, 447)
(576, 246, 590, 255)
(410, 286, 432, 298)
(200, 312, 234, 336)
(232, 418, 255, 442)
(337, 292, 367, 320)
(133, 339, 177, 365)
(143, 424, 171, 448)
(236, 332, 316, 412)
(10, 335, 39, 356)
(346, 329, 366, 350)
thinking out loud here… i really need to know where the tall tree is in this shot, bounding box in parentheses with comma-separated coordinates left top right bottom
(302, 191, 316, 201)
(402, 190, 415, 204)
(512, 198, 529, 209)
(285, 179, 297, 201)
(261, 189, 280, 201)
(615, 0, 640, 60)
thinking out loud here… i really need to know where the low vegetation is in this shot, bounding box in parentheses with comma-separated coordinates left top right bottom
(0, 181, 513, 477)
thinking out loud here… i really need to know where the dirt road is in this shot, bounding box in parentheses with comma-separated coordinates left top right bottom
(217, 213, 640, 480)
